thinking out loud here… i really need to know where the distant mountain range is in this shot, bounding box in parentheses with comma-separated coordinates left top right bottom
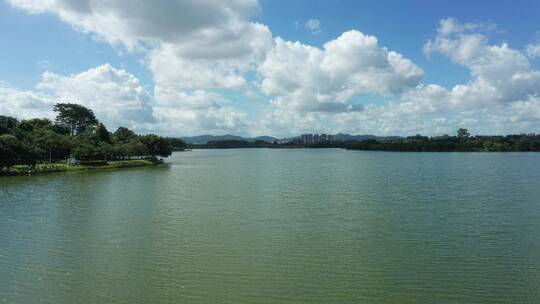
(182, 133, 403, 144)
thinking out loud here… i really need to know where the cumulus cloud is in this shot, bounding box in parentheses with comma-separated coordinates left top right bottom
(0, 82, 56, 120)
(8, 0, 260, 50)
(152, 88, 249, 135)
(259, 84, 453, 136)
(0, 65, 154, 132)
(261, 18, 540, 136)
(526, 44, 540, 59)
(9, 0, 274, 92)
(36, 64, 155, 130)
(260, 31, 423, 116)
(424, 17, 540, 107)
(435, 17, 495, 36)
(0, 65, 251, 136)
(4, 3, 540, 137)
(148, 22, 272, 90)
(7, 0, 268, 135)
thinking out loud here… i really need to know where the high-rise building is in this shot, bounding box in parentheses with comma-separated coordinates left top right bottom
(301, 134, 314, 145)
(300, 133, 335, 145)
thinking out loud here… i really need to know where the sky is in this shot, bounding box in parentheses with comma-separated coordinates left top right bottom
(1, 0, 540, 137)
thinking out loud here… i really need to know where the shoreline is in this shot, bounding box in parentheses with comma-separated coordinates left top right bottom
(190, 146, 540, 152)
(0, 159, 165, 177)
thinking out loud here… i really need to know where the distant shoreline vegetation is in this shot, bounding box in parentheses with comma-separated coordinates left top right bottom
(1, 103, 186, 176)
(189, 129, 540, 152)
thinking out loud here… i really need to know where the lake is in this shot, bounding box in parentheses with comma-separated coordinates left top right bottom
(1, 149, 540, 303)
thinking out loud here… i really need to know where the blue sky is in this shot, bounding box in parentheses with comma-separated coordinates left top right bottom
(1, 0, 540, 136)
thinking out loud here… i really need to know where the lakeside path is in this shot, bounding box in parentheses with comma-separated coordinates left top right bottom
(0, 159, 165, 176)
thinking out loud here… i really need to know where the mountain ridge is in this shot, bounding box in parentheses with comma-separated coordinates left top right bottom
(182, 134, 403, 144)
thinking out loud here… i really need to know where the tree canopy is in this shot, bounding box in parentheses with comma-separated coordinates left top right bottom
(346, 131, 540, 152)
(0, 115, 18, 135)
(0, 103, 180, 169)
(53, 103, 98, 136)
(457, 128, 471, 139)
(140, 134, 173, 158)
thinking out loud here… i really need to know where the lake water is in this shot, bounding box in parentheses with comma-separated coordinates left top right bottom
(1, 149, 540, 303)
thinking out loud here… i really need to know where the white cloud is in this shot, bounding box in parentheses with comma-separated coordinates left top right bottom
(36, 64, 155, 131)
(148, 22, 272, 90)
(1, 65, 154, 132)
(0, 65, 250, 136)
(526, 43, 540, 59)
(8, 0, 260, 51)
(9, 0, 274, 93)
(260, 19, 540, 136)
(0, 83, 56, 120)
(152, 88, 249, 135)
(304, 19, 321, 33)
(436, 17, 495, 36)
(4, 5, 540, 137)
(424, 18, 540, 107)
(260, 31, 423, 115)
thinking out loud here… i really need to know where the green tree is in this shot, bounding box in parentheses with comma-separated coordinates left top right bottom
(95, 123, 112, 143)
(140, 134, 172, 158)
(97, 141, 113, 161)
(18, 118, 53, 132)
(0, 115, 18, 135)
(457, 128, 470, 139)
(0, 134, 22, 168)
(72, 136, 100, 160)
(113, 127, 137, 144)
(129, 141, 148, 158)
(166, 137, 187, 151)
(53, 103, 98, 136)
(33, 129, 73, 162)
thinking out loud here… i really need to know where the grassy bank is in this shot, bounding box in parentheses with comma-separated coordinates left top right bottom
(1, 159, 164, 176)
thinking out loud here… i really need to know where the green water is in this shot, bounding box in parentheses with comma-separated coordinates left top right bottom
(1, 149, 540, 303)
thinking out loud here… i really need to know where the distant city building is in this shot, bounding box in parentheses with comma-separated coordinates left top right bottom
(301, 134, 314, 145)
(300, 133, 334, 145)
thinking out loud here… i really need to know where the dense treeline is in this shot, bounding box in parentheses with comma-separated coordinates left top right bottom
(0, 103, 185, 169)
(189, 128, 540, 152)
(346, 129, 540, 152)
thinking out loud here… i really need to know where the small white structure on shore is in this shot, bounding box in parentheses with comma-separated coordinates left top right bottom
(67, 156, 78, 166)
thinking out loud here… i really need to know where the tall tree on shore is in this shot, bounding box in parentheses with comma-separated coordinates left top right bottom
(0, 134, 21, 168)
(457, 128, 470, 139)
(53, 103, 98, 136)
(113, 127, 137, 144)
(140, 134, 173, 158)
(95, 123, 112, 143)
(0, 116, 18, 135)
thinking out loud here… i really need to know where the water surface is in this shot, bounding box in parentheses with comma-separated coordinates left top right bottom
(1, 149, 540, 303)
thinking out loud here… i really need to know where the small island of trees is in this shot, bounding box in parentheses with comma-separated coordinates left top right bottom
(0, 103, 186, 174)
